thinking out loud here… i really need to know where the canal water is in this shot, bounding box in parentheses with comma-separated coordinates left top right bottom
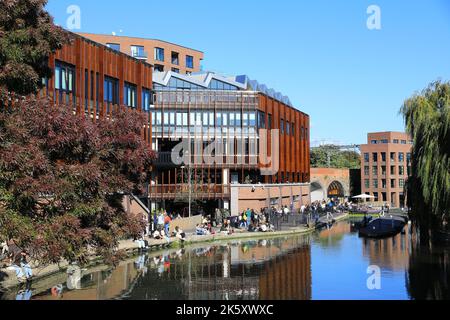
(1, 219, 449, 300)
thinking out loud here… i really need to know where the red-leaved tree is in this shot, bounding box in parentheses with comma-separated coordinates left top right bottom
(0, 98, 155, 264)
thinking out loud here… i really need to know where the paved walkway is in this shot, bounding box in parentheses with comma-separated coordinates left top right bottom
(0, 212, 349, 290)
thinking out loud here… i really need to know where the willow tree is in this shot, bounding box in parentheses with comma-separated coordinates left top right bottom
(401, 80, 450, 242)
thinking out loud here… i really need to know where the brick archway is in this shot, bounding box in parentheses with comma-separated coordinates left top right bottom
(310, 168, 350, 201)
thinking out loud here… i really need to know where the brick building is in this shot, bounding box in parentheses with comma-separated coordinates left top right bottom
(360, 132, 412, 208)
(77, 33, 204, 75)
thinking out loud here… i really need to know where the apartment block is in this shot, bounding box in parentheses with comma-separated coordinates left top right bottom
(77, 33, 204, 75)
(360, 132, 412, 208)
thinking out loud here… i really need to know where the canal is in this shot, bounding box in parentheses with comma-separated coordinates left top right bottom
(1, 219, 450, 300)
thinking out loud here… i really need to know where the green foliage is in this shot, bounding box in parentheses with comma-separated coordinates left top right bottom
(401, 80, 450, 238)
(311, 145, 361, 169)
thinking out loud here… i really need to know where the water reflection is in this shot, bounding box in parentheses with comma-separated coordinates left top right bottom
(1, 220, 450, 300)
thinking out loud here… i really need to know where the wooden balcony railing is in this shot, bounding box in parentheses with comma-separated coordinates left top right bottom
(148, 184, 230, 200)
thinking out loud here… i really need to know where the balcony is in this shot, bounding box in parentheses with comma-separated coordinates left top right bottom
(148, 184, 230, 200)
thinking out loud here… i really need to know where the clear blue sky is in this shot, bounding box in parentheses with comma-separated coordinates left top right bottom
(46, 0, 450, 145)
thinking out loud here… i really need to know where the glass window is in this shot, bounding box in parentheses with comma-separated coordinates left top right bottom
(399, 179, 405, 188)
(142, 89, 152, 112)
(107, 43, 120, 51)
(390, 152, 396, 161)
(381, 152, 386, 162)
(249, 112, 257, 127)
(55, 66, 61, 89)
(258, 111, 266, 129)
(286, 122, 290, 135)
(155, 47, 164, 62)
(373, 153, 378, 162)
(371, 140, 378, 144)
(373, 180, 378, 189)
(131, 45, 146, 58)
(171, 51, 179, 65)
(364, 153, 369, 162)
(393, 139, 399, 144)
(372, 166, 378, 176)
(280, 119, 285, 134)
(291, 123, 295, 136)
(54, 61, 75, 93)
(171, 68, 180, 73)
(399, 166, 405, 175)
(235, 112, 241, 127)
(364, 166, 369, 176)
(399, 152, 405, 162)
(186, 55, 194, 69)
(364, 179, 370, 189)
(267, 114, 272, 129)
(124, 82, 137, 108)
(401, 140, 407, 144)
(381, 139, 388, 144)
(216, 112, 222, 127)
(104, 76, 119, 104)
(391, 179, 396, 188)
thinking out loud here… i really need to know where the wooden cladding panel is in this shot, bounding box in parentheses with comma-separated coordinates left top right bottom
(257, 93, 310, 183)
(48, 35, 153, 144)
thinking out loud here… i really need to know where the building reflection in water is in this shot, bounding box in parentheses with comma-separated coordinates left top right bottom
(361, 225, 411, 272)
(16, 236, 312, 301)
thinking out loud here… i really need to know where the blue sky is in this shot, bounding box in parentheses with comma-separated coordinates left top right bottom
(46, 0, 450, 145)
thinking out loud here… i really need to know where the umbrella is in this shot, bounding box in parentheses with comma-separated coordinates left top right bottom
(352, 194, 375, 199)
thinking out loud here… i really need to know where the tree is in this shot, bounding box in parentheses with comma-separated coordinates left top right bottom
(401, 80, 450, 243)
(0, 0, 71, 98)
(311, 145, 361, 169)
(0, 98, 156, 264)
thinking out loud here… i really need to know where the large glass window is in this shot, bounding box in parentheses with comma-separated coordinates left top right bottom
(364, 153, 370, 162)
(155, 47, 164, 62)
(54, 61, 75, 93)
(124, 82, 137, 108)
(104, 76, 119, 104)
(131, 45, 146, 58)
(280, 119, 285, 134)
(399, 152, 405, 162)
(186, 55, 194, 69)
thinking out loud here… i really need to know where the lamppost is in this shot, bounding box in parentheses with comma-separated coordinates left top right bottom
(181, 151, 192, 218)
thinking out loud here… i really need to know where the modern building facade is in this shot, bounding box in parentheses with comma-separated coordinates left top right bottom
(78, 33, 204, 75)
(360, 132, 412, 208)
(39, 32, 310, 216)
(42, 33, 153, 143)
(149, 71, 311, 215)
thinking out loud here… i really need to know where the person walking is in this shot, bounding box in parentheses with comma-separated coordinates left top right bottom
(164, 212, 172, 237)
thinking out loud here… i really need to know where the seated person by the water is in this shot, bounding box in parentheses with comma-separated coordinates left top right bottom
(153, 230, 161, 240)
(175, 226, 186, 242)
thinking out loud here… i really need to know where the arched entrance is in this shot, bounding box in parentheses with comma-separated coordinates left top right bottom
(311, 181, 326, 202)
(327, 181, 345, 199)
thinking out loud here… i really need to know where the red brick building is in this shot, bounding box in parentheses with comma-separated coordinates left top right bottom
(360, 132, 412, 208)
